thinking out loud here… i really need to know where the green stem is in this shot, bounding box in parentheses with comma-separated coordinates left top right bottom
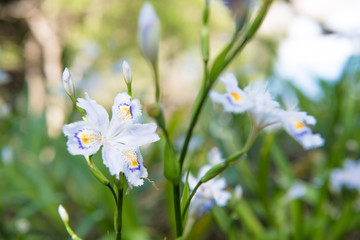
(178, 32, 240, 172)
(115, 183, 124, 240)
(178, 84, 210, 171)
(202, 60, 209, 89)
(182, 127, 258, 218)
(126, 83, 132, 97)
(64, 221, 83, 240)
(173, 184, 183, 237)
(152, 61, 160, 103)
(177, 0, 272, 168)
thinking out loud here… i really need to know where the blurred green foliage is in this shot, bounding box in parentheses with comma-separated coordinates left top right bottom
(0, 0, 360, 239)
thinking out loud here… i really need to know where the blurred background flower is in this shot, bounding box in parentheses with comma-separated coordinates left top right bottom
(0, 0, 359, 239)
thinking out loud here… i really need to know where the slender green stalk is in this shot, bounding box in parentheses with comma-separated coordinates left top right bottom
(85, 156, 118, 202)
(177, 6, 268, 170)
(152, 61, 160, 103)
(148, 72, 183, 236)
(173, 184, 183, 237)
(182, 127, 258, 218)
(114, 176, 124, 240)
(63, 222, 83, 240)
(202, 61, 209, 89)
(116, 187, 123, 240)
(178, 30, 240, 171)
(126, 83, 132, 97)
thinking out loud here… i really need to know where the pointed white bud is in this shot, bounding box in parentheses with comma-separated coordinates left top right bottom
(138, 2, 160, 64)
(62, 68, 74, 97)
(58, 204, 69, 223)
(122, 60, 132, 84)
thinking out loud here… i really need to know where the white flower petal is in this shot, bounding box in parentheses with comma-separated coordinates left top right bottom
(187, 173, 199, 190)
(63, 121, 102, 156)
(108, 93, 143, 137)
(121, 148, 148, 187)
(282, 115, 324, 149)
(220, 73, 240, 92)
(210, 178, 227, 190)
(102, 144, 148, 186)
(102, 143, 124, 177)
(213, 190, 231, 207)
(77, 93, 109, 134)
(111, 92, 141, 123)
(210, 91, 251, 114)
(208, 147, 225, 165)
(114, 123, 160, 147)
(287, 181, 307, 200)
(300, 133, 325, 150)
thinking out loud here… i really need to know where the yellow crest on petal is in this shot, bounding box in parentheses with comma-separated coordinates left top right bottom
(118, 104, 132, 122)
(230, 92, 244, 102)
(123, 150, 139, 169)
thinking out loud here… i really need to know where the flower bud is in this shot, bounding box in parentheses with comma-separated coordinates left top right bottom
(138, 2, 160, 64)
(164, 141, 180, 183)
(201, 27, 209, 62)
(62, 68, 75, 99)
(200, 162, 228, 183)
(58, 204, 69, 223)
(122, 60, 132, 85)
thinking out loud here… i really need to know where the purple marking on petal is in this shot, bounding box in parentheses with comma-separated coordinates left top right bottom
(129, 165, 141, 172)
(74, 128, 101, 150)
(226, 95, 242, 107)
(293, 129, 310, 138)
(125, 150, 141, 172)
(74, 130, 86, 149)
(117, 102, 133, 121)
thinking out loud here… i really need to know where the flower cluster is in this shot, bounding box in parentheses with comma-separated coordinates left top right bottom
(187, 148, 231, 218)
(210, 73, 324, 150)
(62, 90, 159, 187)
(330, 159, 360, 192)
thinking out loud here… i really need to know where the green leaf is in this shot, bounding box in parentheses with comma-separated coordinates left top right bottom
(211, 206, 231, 235)
(208, 47, 230, 84)
(181, 170, 191, 223)
(234, 200, 264, 238)
(271, 141, 294, 181)
(290, 200, 303, 240)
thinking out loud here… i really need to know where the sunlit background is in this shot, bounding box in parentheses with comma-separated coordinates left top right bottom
(0, 0, 360, 239)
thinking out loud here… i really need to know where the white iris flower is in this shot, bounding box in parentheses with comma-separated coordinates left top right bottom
(330, 159, 360, 192)
(277, 109, 324, 150)
(63, 92, 160, 187)
(210, 72, 324, 149)
(210, 73, 253, 114)
(187, 148, 231, 218)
